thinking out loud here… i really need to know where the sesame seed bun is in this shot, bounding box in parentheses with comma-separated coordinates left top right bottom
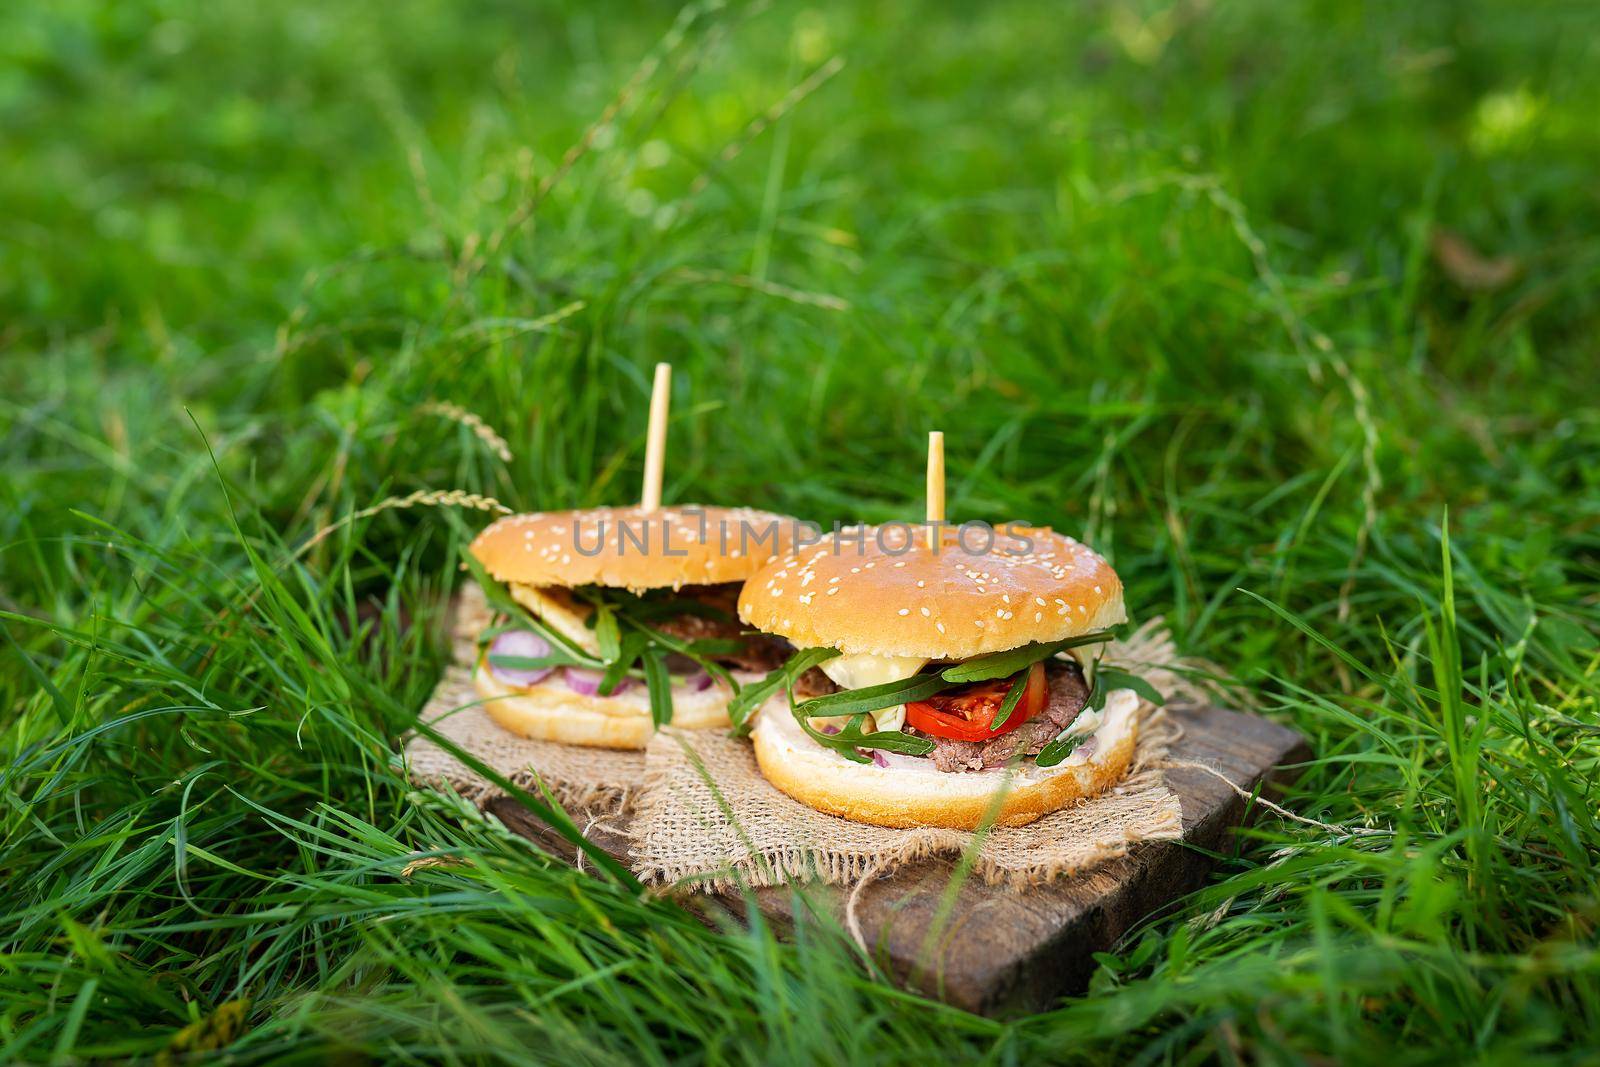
(473, 663, 755, 749)
(737, 526, 1126, 659)
(750, 689, 1140, 828)
(471, 505, 796, 593)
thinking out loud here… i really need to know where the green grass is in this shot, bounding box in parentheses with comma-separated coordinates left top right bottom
(3, 0, 1599, 1061)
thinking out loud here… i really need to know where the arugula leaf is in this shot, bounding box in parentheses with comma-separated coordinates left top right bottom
(681, 637, 748, 658)
(531, 615, 601, 661)
(598, 631, 647, 696)
(726, 646, 934, 764)
(571, 583, 772, 721)
(727, 646, 840, 734)
(939, 630, 1114, 683)
(642, 649, 673, 729)
(789, 693, 935, 763)
(987, 668, 1031, 732)
(1033, 664, 1163, 767)
(476, 620, 524, 642)
(787, 677, 942, 762)
(592, 604, 621, 662)
(486, 653, 581, 672)
(1093, 666, 1165, 707)
(854, 731, 936, 754)
(1034, 732, 1087, 768)
(791, 672, 954, 720)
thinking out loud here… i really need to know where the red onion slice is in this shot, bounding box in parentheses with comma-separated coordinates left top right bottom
(872, 748, 927, 770)
(684, 670, 714, 693)
(564, 666, 631, 696)
(487, 630, 554, 686)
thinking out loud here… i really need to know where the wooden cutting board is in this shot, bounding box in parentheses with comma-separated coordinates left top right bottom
(486, 702, 1308, 1016)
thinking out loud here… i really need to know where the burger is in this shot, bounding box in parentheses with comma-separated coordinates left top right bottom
(468, 505, 796, 749)
(731, 525, 1160, 828)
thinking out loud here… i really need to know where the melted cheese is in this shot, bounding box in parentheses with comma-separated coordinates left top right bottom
(509, 584, 601, 657)
(814, 651, 928, 733)
(873, 703, 906, 733)
(819, 651, 929, 691)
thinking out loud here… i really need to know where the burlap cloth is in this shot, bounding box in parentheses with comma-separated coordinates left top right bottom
(629, 621, 1196, 890)
(403, 584, 646, 810)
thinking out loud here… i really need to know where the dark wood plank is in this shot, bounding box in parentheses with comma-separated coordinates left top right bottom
(487, 703, 1308, 1016)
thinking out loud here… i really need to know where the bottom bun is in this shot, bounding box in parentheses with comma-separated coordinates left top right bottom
(750, 690, 1140, 829)
(474, 666, 743, 750)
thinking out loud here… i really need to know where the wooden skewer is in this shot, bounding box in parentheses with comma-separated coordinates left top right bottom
(640, 362, 671, 512)
(925, 430, 945, 550)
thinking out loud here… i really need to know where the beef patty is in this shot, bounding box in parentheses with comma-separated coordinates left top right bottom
(915, 659, 1091, 773)
(651, 584, 795, 674)
(791, 666, 841, 699)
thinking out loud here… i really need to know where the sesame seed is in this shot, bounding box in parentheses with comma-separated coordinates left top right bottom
(826, 587, 838, 596)
(898, 608, 909, 616)
(920, 607, 930, 617)
(935, 622, 946, 634)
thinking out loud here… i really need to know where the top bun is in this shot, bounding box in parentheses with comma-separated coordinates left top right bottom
(471, 505, 796, 592)
(737, 525, 1125, 659)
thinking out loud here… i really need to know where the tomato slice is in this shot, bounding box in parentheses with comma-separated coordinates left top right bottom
(905, 661, 1047, 742)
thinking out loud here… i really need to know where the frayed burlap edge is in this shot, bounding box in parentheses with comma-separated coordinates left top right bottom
(400, 584, 645, 813)
(628, 619, 1195, 892)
